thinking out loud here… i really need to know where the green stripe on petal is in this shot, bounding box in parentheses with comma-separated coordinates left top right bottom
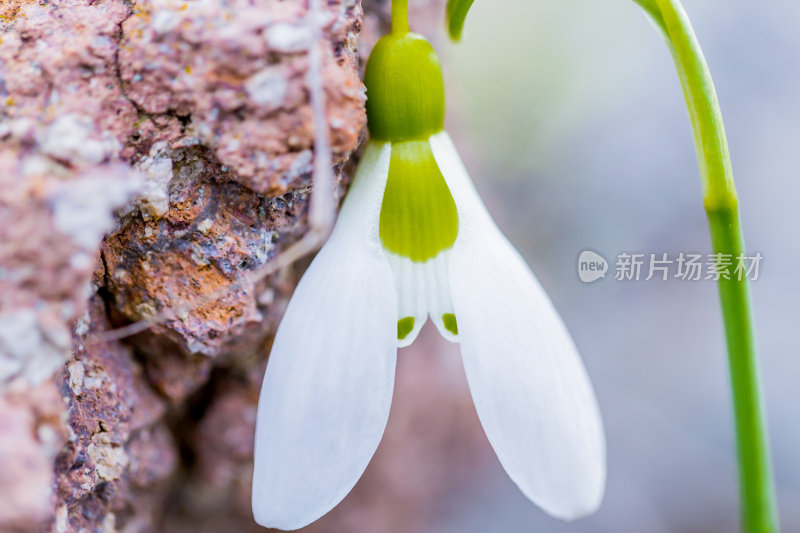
(379, 140, 459, 262)
(397, 316, 415, 340)
(442, 313, 458, 335)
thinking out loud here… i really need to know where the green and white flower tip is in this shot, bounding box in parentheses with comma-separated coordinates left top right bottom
(252, 10, 605, 531)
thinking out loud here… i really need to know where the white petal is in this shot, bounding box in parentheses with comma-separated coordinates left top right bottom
(253, 141, 397, 530)
(430, 132, 606, 519)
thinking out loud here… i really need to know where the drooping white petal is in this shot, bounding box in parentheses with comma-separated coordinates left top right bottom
(430, 132, 606, 520)
(253, 141, 397, 530)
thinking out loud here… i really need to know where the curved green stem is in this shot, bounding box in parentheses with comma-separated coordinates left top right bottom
(442, 0, 778, 528)
(634, 1, 779, 531)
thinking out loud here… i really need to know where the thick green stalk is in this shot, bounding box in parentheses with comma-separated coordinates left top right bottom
(635, 1, 779, 531)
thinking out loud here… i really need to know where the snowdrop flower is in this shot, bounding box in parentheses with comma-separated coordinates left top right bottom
(253, 25, 605, 531)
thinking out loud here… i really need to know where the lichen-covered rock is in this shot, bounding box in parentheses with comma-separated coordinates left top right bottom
(102, 146, 308, 400)
(1, 0, 366, 394)
(119, 0, 365, 194)
(0, 379, 66, 532)
(1, 0, 367, 529)
(0, 150, 138, 389)
(0, 0, 138, 156)
(103, 0, 367, 385)
(0, 0, 143, 389)
(0, 0, 472, 531)
(54, 297, 175, 533)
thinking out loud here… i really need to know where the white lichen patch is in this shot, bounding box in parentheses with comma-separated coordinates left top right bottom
(151, 9, 180, 34)
(266, 22, 313, 53)
(87, 433, 129, 481)
(67, 361, 86, 396)
(82, 374, 105, 390)
(190, 242, 211, 266)
(37, 423, 64, 457)
(74, 310, 91, 337)
(197, 218, 213, 235)
(134, 302, 158, 319)
(281, 149, 313, 185)
(0, 117, 36, 139)
(0, 309, 71, 389)
(0, 357, 22, 386)
(100, 512, 117, 533)
(69, 251, 94, 271)
(39, 114, 118, 165)
(253, 228, 275, 266)
(176, 151, 206, 182)
(245, 67, 288, 110)
(21, 153, 70, 180)
(226, 138, 241, 152)
(257, 288, 275, 306)
(186, 338, 212, 355)
(55, 505, 70, 533)
(49, 166, 141, 251)
(132, 142, 174, 218)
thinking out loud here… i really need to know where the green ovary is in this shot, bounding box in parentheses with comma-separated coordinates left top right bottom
(379, 140, 459, 262)
(363, 32, 446, 142)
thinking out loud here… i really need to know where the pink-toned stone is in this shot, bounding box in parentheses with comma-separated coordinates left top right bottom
(54, 297, 176, 532)
(101, 146, 307, 400)
(0, 148, 137, 387)
(0, 379, 67, 532)
(0, 1, 476, 532)
(119, 0, 366, 194)
(0, 0, 138, 160)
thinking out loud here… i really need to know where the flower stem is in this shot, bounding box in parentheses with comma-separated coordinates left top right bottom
(633, 0, 779, 531)
(391, 0, 410, 34)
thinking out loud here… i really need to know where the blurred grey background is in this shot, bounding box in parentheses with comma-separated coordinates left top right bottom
(388, 0, 800, 532)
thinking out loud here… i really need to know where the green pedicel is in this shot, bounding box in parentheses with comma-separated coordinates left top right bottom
(379, 140, 459, 262)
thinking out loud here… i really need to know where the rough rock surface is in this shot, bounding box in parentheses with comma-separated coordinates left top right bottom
(101, 145, 309, 401)
(0, 379, 67, 532)
(118, 0, 365, 194)
(54, 296, 175, 533)
(0, 0, 479, 532)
